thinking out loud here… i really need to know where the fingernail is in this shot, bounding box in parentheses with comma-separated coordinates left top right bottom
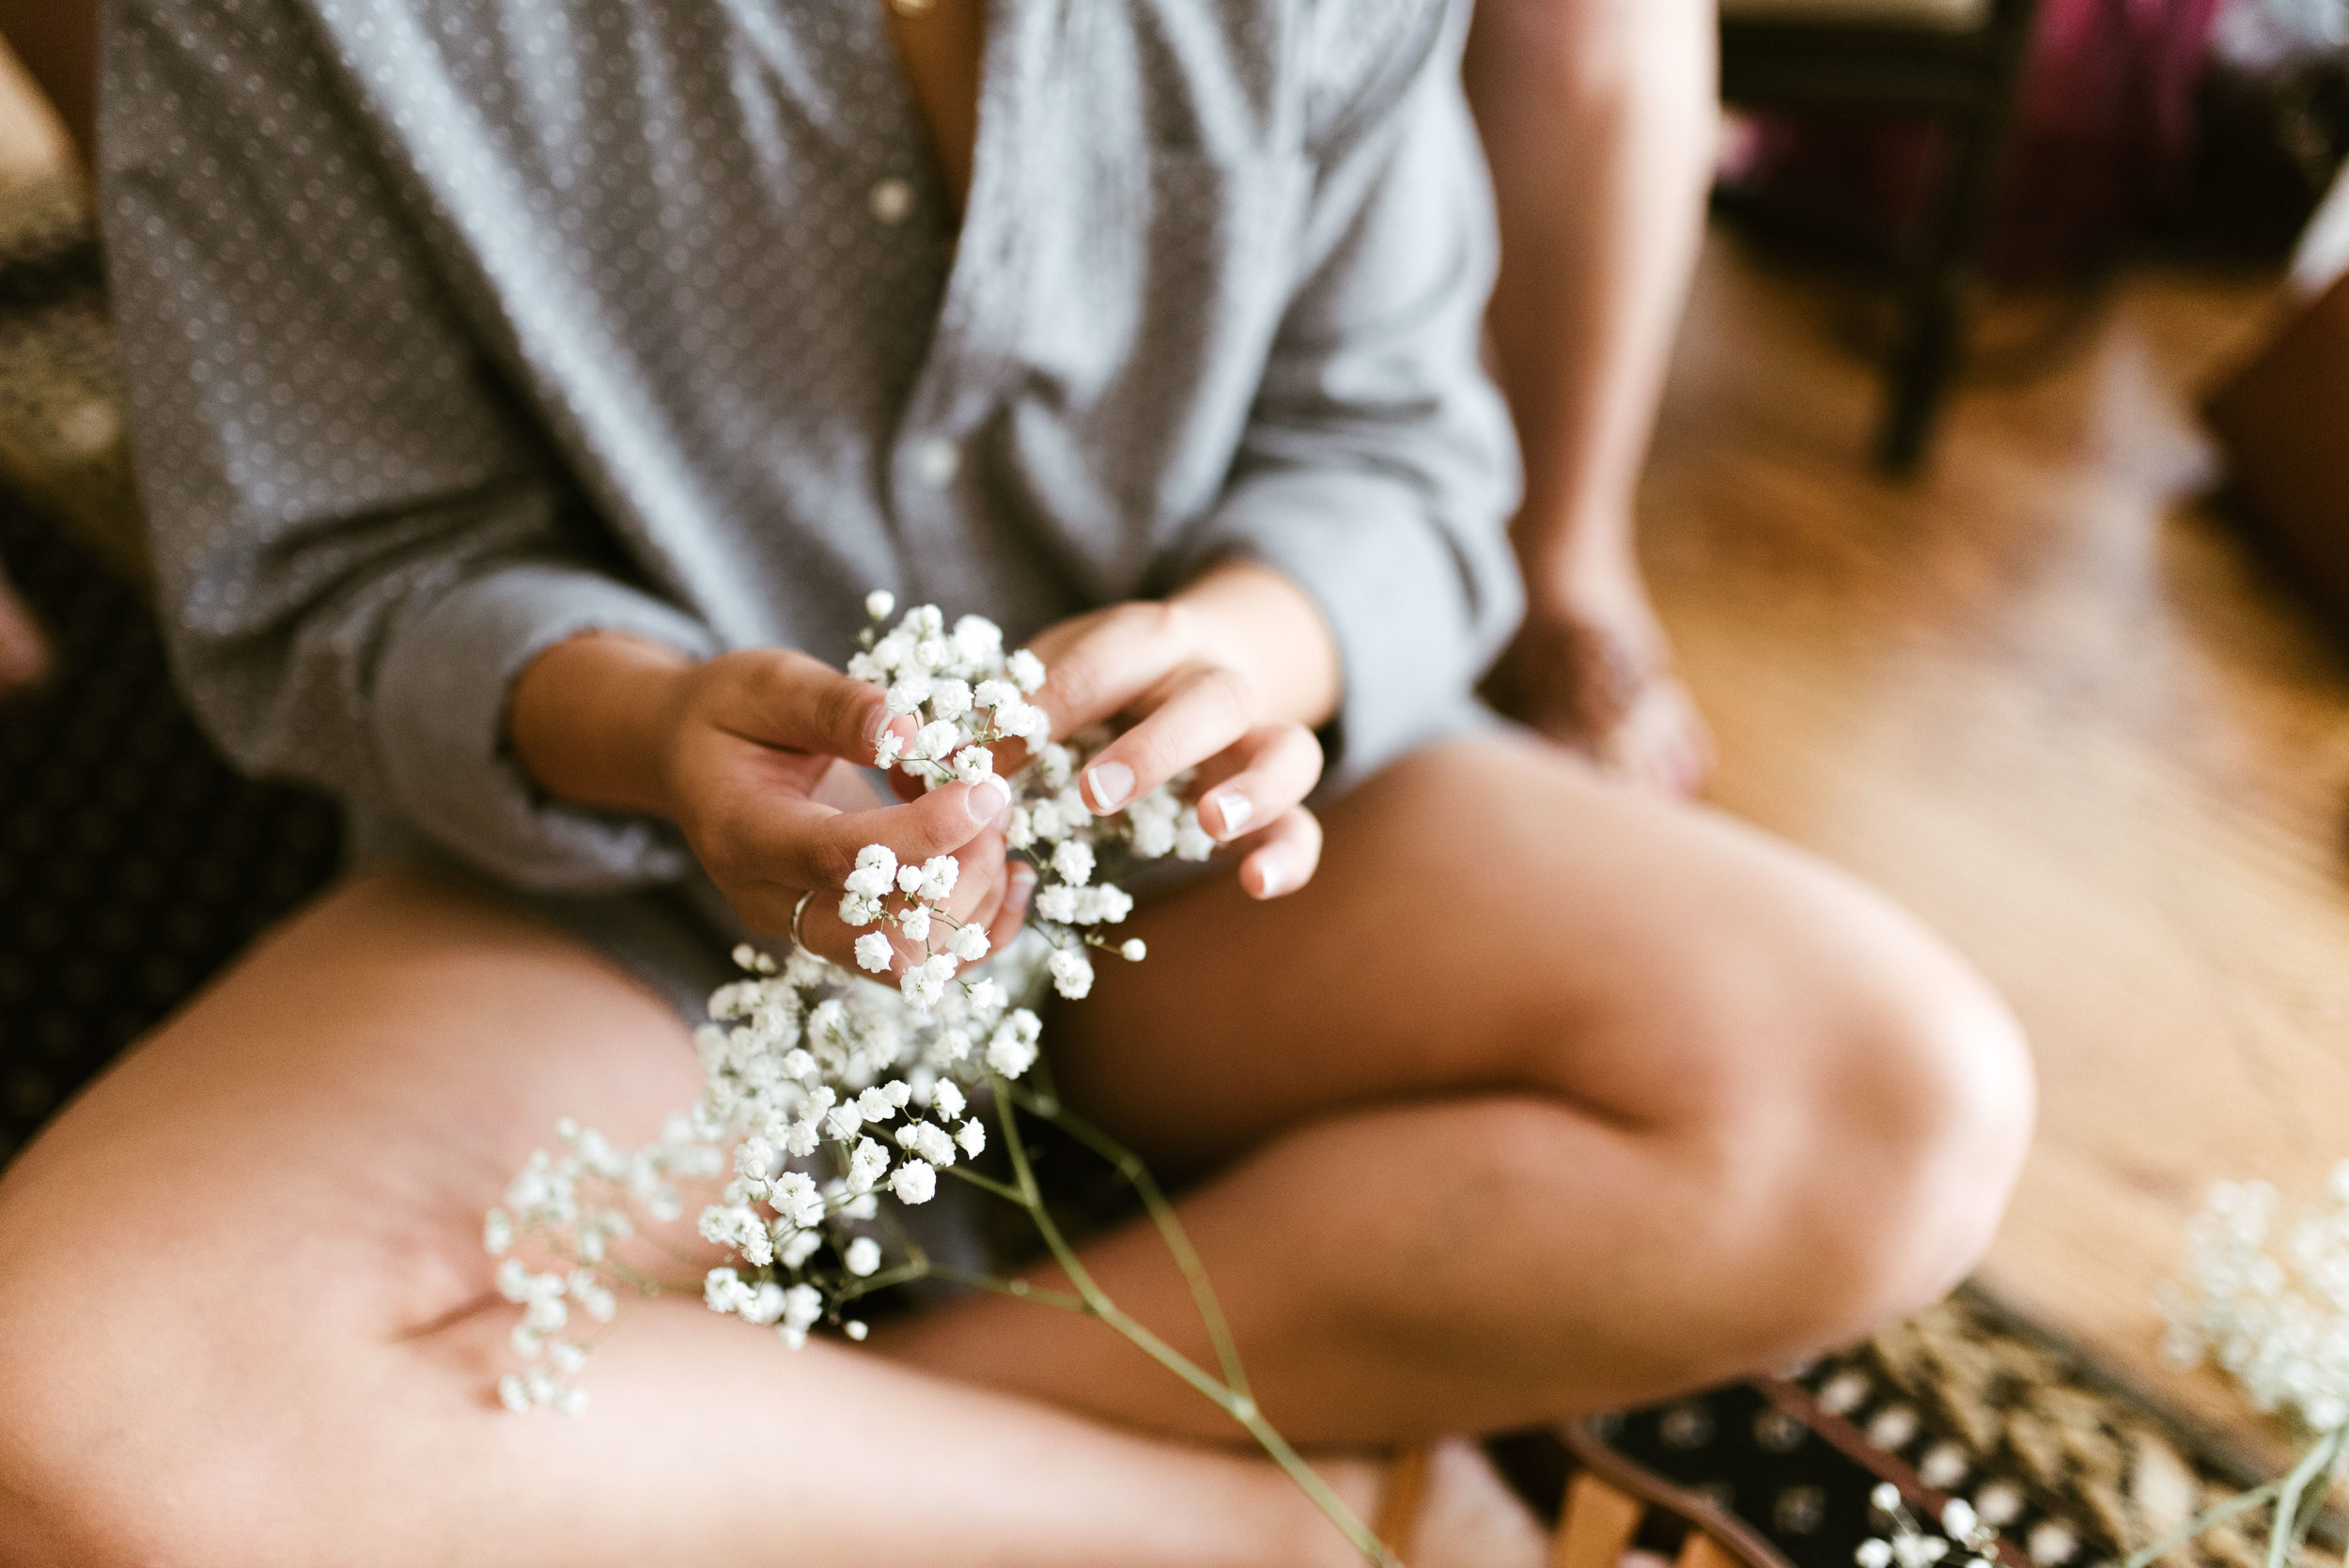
(863, 703, 889, 748)
(1251, 858, 1283, 900)
(968, 776, 1012, 823)
(1086, 761, 1134, 814)
(1207, 789, 1252, 839)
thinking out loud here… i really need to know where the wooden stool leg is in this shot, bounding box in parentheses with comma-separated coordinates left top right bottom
(1552, 1471, 1647, 1568)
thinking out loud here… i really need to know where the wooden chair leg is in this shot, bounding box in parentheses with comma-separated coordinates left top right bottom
(1874, 0, 2041, 474)
(1879, 254, 1968, 474)
(1877, 105, 1999, 474)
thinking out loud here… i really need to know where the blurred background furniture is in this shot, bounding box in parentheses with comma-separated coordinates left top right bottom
(1718, 0, 2043, 473)
(0, 0, 93, 159)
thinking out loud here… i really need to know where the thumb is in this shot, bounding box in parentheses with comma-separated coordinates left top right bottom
(734, 648, 904, 766)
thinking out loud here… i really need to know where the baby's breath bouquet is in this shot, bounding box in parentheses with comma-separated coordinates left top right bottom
(2143, 1169, 2349, 1568)
(480, 595, 1392, 1563)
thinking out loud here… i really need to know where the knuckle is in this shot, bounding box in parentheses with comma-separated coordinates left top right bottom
(1278, 721, 1325, 775)
(808, 831, 857, 890)
(1197, 664, 1254, 726)
(909, 795, 969, 856)
(1047, 652, 1105, 720)
(817, 678, 870, 751)
(1289, 807, 1325, 853)
(1149, 596, 1200, 653)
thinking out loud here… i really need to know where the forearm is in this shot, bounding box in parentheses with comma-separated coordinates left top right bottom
(1172, 560, 1342, 732)
(507, 631, 695, 818)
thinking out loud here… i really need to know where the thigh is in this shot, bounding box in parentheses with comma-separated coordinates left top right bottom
(0, 865, 701, 1343)
(1060, 733, 2000, 1167)
(0, 867, 1350, 1568)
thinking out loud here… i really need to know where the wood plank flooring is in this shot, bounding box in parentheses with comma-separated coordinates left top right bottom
(1642, 236, 2349, 1469)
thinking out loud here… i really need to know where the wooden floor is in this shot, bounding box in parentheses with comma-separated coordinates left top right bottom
(1644, 234, 2349, 1469)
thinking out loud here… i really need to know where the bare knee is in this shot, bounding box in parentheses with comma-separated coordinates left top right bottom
(1688, 935, 2036, 1358)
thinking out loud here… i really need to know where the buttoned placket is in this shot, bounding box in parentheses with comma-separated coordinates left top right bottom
(879, 0, 1046, 597)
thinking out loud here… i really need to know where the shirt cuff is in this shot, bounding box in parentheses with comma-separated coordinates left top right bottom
(1176, 470, 1522, 784)
(372, 562, 722, 893)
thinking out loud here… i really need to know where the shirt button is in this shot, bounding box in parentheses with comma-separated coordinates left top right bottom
(869, 178, 914, 225)
(912, 438, 959, 488)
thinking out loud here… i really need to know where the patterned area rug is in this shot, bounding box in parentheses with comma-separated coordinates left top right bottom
(0, 483, 340, 1165)
(0, 179, 2308, 1568)
(1582, 1291, 2329, 1568)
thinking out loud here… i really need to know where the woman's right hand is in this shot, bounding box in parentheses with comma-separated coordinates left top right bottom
(509, 632, 1032, 973)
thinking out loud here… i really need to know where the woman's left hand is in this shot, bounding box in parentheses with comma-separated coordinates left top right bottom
(1003, 562, 1339, 900)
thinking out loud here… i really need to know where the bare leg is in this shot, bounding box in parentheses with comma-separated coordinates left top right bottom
(887, 738, 2033, 1439)
(1464, 0, 1721, 796)
(0, 744, 2030, 1560)
(0, 870, 1375, 1568)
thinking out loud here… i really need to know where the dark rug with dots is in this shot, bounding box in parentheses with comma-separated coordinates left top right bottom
(0, 486, 340, 1165)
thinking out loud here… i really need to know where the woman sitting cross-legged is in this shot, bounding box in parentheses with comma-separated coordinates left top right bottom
(0, 0, 2033, 1562)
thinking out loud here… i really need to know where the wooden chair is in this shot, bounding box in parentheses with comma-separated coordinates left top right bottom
(1718, 0, 2043, 473)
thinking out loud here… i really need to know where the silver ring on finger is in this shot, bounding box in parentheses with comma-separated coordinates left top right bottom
(790, 888, 816, 952)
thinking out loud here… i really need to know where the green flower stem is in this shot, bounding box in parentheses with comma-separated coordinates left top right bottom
(832, 1261, 932, 1304)
(939, 1164, 1030, 1205)
(2275, 1427, 2349, 1568)
(992, 1076, 1396, 1568)
(916, 1263, 1088, 1313)
(2264, 1427, 2343, 1568)
(1006, 1084, 1252, 1402)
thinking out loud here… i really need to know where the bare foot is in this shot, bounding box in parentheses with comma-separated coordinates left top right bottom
(0, 563, 50, 698)
(1486, 559, 1713, 799)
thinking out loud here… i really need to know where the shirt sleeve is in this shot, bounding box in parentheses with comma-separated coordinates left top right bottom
(1169, 0, 1524, 784)
(100, 0, 719, 893)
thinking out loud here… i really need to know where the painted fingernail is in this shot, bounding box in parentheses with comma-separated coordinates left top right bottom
(1207, 789, 1252, 839)
(968, 776, 1012, 823)
(1086, 761, 1134, 814)
(1251, 857, 1283, 900)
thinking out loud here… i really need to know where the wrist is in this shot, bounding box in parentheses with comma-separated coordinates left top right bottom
(1171, 559, 1341, 730)
(508, 630, 699, 819)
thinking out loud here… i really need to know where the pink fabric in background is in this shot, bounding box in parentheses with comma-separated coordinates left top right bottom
(1992, 0, 2227, 275)
(1726, 0, 2227, 281)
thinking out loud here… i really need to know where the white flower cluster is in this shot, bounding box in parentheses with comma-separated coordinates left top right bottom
(841, 843, 993, 1008)
(848, 591, 1050, 780)
(482, 1114, 726, 1415)
(486, 596, 1226, 1414)
(490, 939, 1044, 1413)
(844, 595, 1210, 999)
(2158, 1164, 2349, 1433)
(1857, 1486, 1999, 1568)
(693, 938, 1021, 1240)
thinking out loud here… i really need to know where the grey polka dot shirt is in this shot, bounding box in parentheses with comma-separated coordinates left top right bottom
(99, 0, 1523, 899)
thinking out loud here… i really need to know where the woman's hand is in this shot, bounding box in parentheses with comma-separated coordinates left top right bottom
(508, 632, 1033, 972)
(1006, 561, 1340, 900)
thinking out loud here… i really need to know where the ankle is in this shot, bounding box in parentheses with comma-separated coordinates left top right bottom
(1521, 539, 1651, 617)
